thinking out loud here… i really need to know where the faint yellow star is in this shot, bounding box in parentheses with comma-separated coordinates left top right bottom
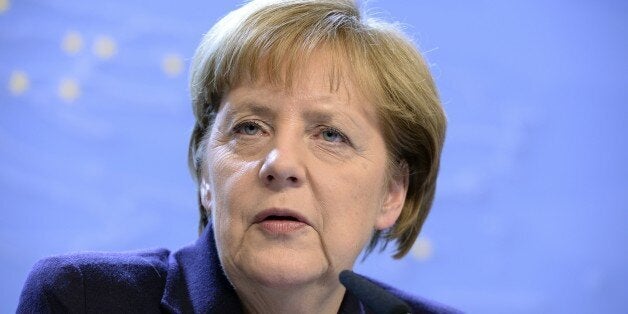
(410, 237, 433, 261)
(62, 31, 83, 55)
(58, 78, 80, 102)
(0, 0, 10, 14)
(8, 70, 29, 95)
(93, 36, 117, 59)
(162, 54, 184, 77)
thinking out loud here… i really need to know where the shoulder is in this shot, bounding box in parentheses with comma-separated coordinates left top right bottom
(366, 277, 463, 314)
(18, 248, 170, 313)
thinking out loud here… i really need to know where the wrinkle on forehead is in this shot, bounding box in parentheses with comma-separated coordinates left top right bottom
(228, 74, 380, 131)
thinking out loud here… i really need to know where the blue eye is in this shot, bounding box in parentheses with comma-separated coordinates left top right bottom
(321, 128, 345, 143)
(234, 121, 262, 135)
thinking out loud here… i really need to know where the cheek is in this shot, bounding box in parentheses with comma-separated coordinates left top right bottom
(327, 162, 387, 213)
(206, 147, 259, 241)
(317, 163, 387, 254)
(207, 145, 254, 201)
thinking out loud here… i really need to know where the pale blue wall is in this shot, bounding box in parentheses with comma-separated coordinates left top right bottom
(1, 1, 626, 312)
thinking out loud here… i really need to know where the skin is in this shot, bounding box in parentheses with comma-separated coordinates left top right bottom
(200, 53, 408, 314)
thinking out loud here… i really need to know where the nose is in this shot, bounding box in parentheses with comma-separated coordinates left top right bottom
(258, 139, 306, 190)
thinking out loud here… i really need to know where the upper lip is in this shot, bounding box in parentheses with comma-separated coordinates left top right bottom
(253, 208, 311, 226)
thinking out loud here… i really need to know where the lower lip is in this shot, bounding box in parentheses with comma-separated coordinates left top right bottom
(257, 220, 307, 234)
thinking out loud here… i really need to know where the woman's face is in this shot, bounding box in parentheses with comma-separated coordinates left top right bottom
(201, 55, 407, 289)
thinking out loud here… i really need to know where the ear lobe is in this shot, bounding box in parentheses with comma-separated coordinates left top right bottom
(375, 162, 409, 230)
(200, 178, 212, 211)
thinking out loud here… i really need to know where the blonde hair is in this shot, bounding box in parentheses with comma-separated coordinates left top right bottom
(188, 0, 446, 258)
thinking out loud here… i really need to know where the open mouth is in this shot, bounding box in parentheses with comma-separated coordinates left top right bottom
(254, 208, 309, 234)
(263, 215, 301, 222)
(254, 208, 309, 224)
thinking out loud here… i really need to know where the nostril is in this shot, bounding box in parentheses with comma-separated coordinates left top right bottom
(288, 176, 298, 183)
(266, 175, 274, 182)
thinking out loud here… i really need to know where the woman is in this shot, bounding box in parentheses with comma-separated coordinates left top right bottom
(18, 0, 456, 313)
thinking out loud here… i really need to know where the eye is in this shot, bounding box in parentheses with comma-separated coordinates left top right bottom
(320, 127, 348, 143)
(233, 121, 264, 136)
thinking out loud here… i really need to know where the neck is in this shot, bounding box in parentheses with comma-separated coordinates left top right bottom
(235, 279, 347, 314)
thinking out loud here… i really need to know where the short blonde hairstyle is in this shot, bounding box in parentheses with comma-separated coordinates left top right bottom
(188, 0, 446, 258)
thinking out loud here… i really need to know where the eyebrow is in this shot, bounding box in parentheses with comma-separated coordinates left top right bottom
(303, 108, 367, 134)
(246, 103, 275, 117)
(302, 110, 333, 124)
(226, 97, 365, 129)
(223, 102, 276, 124)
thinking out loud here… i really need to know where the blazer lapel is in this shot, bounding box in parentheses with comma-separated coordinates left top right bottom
(160, 223, 243, 313)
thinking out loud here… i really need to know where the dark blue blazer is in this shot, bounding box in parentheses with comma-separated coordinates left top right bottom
(18, 225, 459, 313)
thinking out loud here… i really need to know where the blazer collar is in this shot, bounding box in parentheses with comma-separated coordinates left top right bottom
(160, 223, 365, 313)
(160, 223, 244, 313)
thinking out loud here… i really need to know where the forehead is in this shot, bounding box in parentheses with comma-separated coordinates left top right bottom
(228, 43, 376, 98)
(225, 52, 379, 122)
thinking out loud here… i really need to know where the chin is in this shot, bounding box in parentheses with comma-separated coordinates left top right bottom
(237, 247, 330, 289)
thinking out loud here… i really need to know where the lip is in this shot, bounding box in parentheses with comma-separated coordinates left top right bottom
(253, 208, 311, 235)
(253, 208, 311, 226)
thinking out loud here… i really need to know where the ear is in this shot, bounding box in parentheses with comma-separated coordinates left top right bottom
(375, 162, 409, 230)
(200, 177, 212, 211)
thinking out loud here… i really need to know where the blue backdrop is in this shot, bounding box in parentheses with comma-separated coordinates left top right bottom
(1, 1, 626, 312)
